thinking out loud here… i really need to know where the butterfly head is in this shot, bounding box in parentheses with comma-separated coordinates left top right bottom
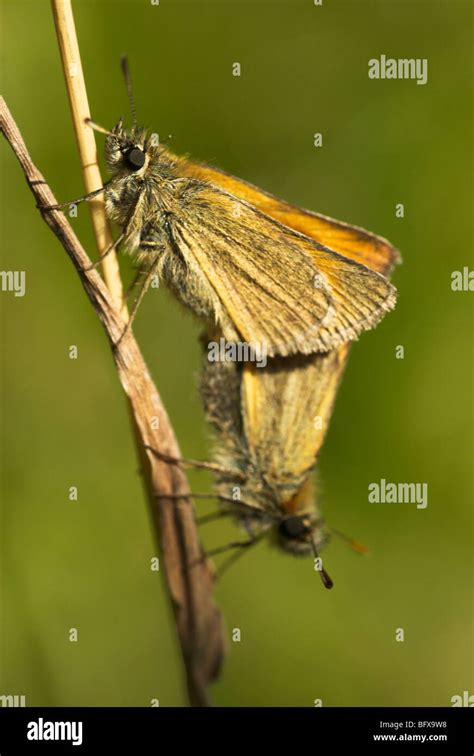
(104, 120, 159, 174)
(277, 514, 333, 588)
(277, 514, 325, 554)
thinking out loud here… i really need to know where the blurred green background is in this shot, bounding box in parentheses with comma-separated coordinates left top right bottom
(1, 0, 472, 707)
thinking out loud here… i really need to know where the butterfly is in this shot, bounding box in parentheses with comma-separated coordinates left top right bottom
(73, 58, 397, 355)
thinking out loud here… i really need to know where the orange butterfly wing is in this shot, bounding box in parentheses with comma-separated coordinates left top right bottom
(182, 160, 400, 277)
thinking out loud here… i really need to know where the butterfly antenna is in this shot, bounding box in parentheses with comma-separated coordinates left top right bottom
(120, 55, 137, 127)
(331, 528, 370, 555)
(311, 537, 334, 590)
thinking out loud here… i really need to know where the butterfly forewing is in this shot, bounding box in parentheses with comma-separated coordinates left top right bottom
(182, 160, 400, 275)
(168, 181, 396, 356)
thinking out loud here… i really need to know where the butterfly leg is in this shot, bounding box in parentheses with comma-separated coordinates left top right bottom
(154, 492, 223, 502)
(195, 509, 234, 525)
(209, 530, 266, 579)
(153, 494, 262, 527)
(125, 265, 147, 300)
(152, 495, 234, 525)
(144, 445, 246, 480)
(37, 184, 108, 212)
(205, 538, 255, 559)
(114, 252, 161, 345)
(78, 232, 125, 272)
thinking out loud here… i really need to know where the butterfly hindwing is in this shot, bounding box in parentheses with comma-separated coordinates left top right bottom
(242, 347, 350, 494)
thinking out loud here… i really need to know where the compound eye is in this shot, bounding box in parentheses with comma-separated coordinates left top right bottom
(279, 516, 308, 540)
(125, 147, 145, 170)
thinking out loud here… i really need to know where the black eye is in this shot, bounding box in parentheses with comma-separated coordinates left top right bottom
(279, 516, 308, 540)
(125, 147, 145, 170)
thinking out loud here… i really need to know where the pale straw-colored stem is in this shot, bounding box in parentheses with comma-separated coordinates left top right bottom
(51, 0, 127, 317)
